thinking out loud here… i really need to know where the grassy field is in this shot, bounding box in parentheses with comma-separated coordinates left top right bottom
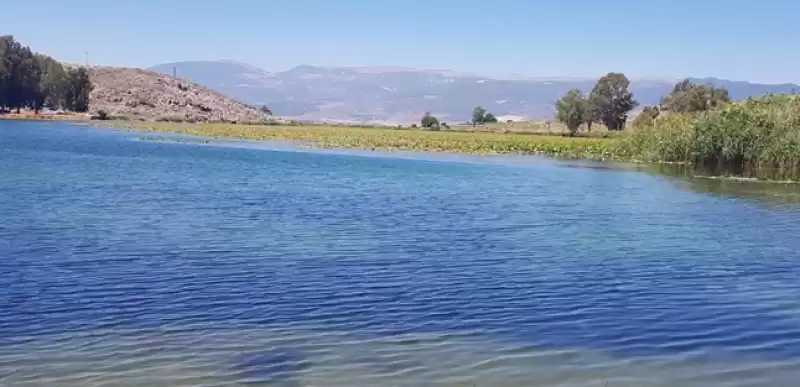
(99, 121, 623, 160)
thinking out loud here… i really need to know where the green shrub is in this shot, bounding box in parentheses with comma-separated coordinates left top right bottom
(420, 112, 439, 129)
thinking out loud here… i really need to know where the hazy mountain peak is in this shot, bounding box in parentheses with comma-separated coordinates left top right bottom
(150, 61, 278, 90)
(344, 66, 477, 77)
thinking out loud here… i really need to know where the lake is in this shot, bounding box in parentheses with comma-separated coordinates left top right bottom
(2, 120, 800, 387)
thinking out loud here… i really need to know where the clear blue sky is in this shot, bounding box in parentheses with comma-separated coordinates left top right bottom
(3, 0, 798, 83)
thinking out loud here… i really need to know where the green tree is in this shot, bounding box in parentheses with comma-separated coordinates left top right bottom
(471, 106, 500, 125)
(420, 111, 440, 129)
(65, 67, 93, 112)
(0, 36, 40, 112)
(660, 79, 730, 113)
(555, 88, 587, 136)
(631, 106, 660, 128)
(589, 72, 638, 130)
(584, 96, 602, 132)
(0, 35, 80, 113)
(471, 106, 486, 126)
(0, 37, 9, 110)
(34, 54, 68, 112)
(259, 105, 272, 115)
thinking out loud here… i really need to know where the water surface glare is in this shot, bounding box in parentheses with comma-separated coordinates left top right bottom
(2, 121, 800, 386)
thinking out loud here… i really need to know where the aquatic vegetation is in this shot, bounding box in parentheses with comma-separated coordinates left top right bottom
(135, 135, 211, 144)
(100, 121, 621, 160)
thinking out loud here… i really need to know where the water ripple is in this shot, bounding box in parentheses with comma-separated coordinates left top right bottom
(1, 121, 800, 386)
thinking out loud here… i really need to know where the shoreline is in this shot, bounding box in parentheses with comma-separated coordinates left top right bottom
(0, 112, 89, 121)
(129, 133, 616, 171)
(86, 120, 622, 160)
(81, 120, 800, 184)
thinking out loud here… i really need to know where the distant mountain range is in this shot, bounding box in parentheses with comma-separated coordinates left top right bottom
(148, 61, 800, 124)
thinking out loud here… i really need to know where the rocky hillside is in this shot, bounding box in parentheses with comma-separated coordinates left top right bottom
(88, 66, 269, 122)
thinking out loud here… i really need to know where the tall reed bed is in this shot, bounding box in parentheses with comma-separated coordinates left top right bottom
(621, 95, 800, 173)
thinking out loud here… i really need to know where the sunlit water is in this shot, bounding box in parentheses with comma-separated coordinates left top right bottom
(2, 121, 800, 386)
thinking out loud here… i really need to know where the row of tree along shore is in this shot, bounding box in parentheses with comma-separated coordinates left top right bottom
(0, 35, 93, 114)
(416, 106, 500, 130)
(416, 73, 732, 134)
(554, 72, 732, 135)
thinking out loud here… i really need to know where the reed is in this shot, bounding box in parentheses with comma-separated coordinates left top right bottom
(621, 94, 800, 172)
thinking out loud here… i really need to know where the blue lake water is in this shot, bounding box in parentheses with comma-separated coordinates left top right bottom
(2, 120, 800, 386)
